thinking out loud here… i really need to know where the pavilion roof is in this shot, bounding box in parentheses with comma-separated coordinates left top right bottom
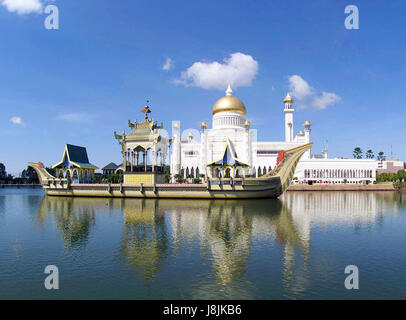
(52, 144, 99, 169)
(207, 138, 249, 168)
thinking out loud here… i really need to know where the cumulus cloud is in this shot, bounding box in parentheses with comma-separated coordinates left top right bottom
(57, 113, 95, 123)
(1, 0, 43, 15)
(10, 116, 24, 126)
(312, 92, 341, 110)
(288, 75, 314, 100)
(162, 57, 174, 71)
(175, 52, 258, 90)
(288, 75, 340, 110)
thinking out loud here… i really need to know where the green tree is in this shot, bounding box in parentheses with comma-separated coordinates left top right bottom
(365, 149, 374, 159)
(174, 174, 183, 184)
(164, 166, 171, 183)
(353, 147, 363, 159)
(377, 152, 386, 161)
(21, 166, 39, 184)
(0, 163, 6, 179)
(397, 170, 406, 182)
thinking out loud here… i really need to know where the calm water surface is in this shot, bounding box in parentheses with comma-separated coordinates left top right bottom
(1, 188, 406, 299)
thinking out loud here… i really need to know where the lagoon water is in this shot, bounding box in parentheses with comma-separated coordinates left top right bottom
(1, 188, 406, 299)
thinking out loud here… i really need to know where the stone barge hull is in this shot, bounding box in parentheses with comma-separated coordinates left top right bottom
(41, 181, 284, 199)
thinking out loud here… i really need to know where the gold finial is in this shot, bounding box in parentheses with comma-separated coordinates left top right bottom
(141, 100, 151, 119)
(284, 93, 293, 104)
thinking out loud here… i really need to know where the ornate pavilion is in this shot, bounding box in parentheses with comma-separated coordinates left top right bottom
(52, 144, 98, 183)
(114, 105, 169, 184)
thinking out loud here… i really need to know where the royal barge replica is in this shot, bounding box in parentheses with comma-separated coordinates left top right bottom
(28, 142, 311, 199)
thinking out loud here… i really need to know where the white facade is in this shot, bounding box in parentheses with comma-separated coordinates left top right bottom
(170, 86, 377, 183)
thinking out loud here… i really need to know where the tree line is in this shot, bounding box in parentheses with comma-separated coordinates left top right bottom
(353, 148, 385, 160)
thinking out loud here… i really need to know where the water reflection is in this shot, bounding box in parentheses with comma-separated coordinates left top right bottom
(122, 199, 168, 281)
(38, 197, 96, 249)
(35, 191, 406, 299)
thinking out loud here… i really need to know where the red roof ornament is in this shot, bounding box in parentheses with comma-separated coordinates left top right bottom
(37, 162, 44, 169)
(276, 150, 285, 166)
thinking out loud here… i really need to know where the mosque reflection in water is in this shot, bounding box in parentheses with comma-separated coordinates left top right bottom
(35, 191, 406, 296)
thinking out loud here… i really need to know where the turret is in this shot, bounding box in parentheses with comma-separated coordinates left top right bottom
(170, 121, 181, 176)
(284, 93, 294, 142)
(303, 120, 312, 159)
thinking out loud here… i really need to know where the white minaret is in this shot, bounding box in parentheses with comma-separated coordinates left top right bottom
(284, 93, 294, 142)
(200, 121, 208, 178)
(170, 121, 181, 177)
(303, 120, 312, 159)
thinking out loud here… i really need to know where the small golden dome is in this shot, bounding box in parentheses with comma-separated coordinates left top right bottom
(298, 130, 304, 135)
(244, 120, 251, 127)
(212, 96, 246, 115)
(200, 121, 208, 129)
(284, 93, 293, 104)
(303, 120, 312, 126)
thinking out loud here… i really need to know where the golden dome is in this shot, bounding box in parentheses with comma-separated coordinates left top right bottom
(212, 95, 246, 115)
(212, 84, 246, 115)
(303, 120, 312, 126)
(298, 130, 304, 135)
(244, 120, 251, 128)
(200, 121, 208, 129)
(284, 93, 293, 104)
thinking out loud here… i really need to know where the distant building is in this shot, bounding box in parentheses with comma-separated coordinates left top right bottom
(376, 159, 405, 174)
(102, 162, 119, 175)
(52, 144, 99, 183)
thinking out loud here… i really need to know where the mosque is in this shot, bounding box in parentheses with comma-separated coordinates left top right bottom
(170, 85, 377, 184)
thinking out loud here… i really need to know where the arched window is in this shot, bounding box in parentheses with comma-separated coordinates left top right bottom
(196, 167, 200, 177)
(181, 168, 185, 178)
(263, 166, 267, 174)
(225, 168, 231, 178)
(258, 167, 262, 177)
(186, 167, 190, 177)
(191, 167, 195, 178)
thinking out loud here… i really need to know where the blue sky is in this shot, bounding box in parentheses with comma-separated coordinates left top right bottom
(1, 0, 405, 175)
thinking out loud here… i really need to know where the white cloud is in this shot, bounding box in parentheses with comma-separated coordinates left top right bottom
(288, 75, 314, 100)
(288, 74, 340, 110)
(10, 116, 24, 126)
(312, 92, 341, 110)
(175, 52, 258, 90)
(162, 57, 174, 71)
(57, 113, 95, 123)
(1, 0, 43, 15)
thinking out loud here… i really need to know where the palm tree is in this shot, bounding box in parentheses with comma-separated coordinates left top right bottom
(365, 149, 374, 159)
(353, 147, 363, 159)
(377, 152, 386, 161)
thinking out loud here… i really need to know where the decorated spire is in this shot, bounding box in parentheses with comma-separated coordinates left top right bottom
(226, 83, 233, 96)
(141, 100, 151, 119)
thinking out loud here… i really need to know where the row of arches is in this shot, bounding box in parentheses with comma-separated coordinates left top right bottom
(180, 167, 201, 179)
(253, 166, 272, 177)
(56, 168, 95, 183)
(124, 146, 165, 173)
(304, 169, 373, 179)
